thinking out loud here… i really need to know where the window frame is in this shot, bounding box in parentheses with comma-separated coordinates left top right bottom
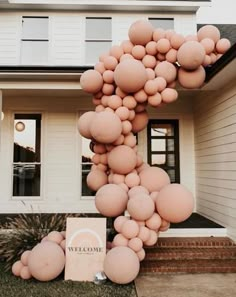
(147, 119, 180, 183)
(20, 16, 49, 65)
(148, 17, 174, 30)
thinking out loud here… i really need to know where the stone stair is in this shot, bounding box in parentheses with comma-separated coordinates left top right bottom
(140, 237, 236, 274)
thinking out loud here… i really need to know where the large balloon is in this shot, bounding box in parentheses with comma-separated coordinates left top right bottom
(128, 20, 154, 46)
(139, 166, 170, 192)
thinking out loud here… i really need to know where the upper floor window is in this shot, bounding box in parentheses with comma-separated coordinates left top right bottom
(147, 120, 180, 183)
(149, 18, 174, 30)
(85, 17, 112, 65)
(21, 17, 49, 65)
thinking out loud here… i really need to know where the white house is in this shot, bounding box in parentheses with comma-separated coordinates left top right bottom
(0, 1, 235, 240)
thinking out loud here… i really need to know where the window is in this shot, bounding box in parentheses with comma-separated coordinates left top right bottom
(85, 17, 112, 65)
(147, 120, 180, 183)
(81, 137, 95, 197)
(149, 18, 174, 30)
(21, 17, 49, 65)
(13, 114, 41, 197)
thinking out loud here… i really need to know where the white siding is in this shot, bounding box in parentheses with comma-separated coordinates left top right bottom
(194, 82, 236, 240)
(0, 14, 21, 65)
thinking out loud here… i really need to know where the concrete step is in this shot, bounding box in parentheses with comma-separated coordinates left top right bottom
(140, 259, 236, 274)
(145, 247, 236, 260)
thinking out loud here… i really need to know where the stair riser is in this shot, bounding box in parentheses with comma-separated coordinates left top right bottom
(145, 254, 236, 260)
(140, 267, 236, 273)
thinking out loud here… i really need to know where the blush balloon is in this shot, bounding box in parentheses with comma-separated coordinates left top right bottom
(107, 95, 122, 110)
(136, 248, 146, 261)
(161, 88, 178, 103)
(20, 266, 32, 280)
(125, 172, 140, 188)
(137, 226, 151, 242)
(144, 230, 158, 246)
(103, 56, 118, 71)
(110, 45, 124, 60)
(132, 45, 146, 60)
(148, 92, 162, 107)
(80, 70, 103, 94)
(153, 28, 166, 42)
(47, 231, 64, 245)
(156, 183, 194, 223)
(200, 38, 215, 55)
(127, 193, 155, 221)
(177, 41, 205, 70)
(121, 219, 140, 239)
(145, 212, 162, 230)
(178, 66, 206, 89)
(113, 234, 129, 247)
(139, 166, 170, 192)
(123, 96, 137, 109)
(156, 38, 171, 54)
(128, 20, 154, 46)
(216, 38, 231, 54)
(128, 185, 149, 198)
(104, 246, 140, 284)
(142, 55, 157, 69)
(128, 237, 143, 252)
(12, 260, 24, 277)
(77, 111, 95, 139)
(114, 216, 129, 232)
(155, 61, 177, 84)
(131, 111, 149, 133)
(170, 33, 185, 50)
(146, 41, 158, 55)
(197, 25, 220, 43)
(87, 169, 108, 191)
(121, 40, 134, 54)
(28, 241, 65, 282)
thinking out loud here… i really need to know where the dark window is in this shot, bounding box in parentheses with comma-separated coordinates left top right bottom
(13, 114, 41, 196)
(147, 120, 180, 183)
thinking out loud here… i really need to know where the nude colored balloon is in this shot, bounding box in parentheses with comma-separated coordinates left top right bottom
(200, 38, 215, 55)
(127, 193, 155, 221)
(80, 70, 103, 94)
(108, 145, 137, 174)
(170, 33, 185, 50)
(20, 266, 32, 280)
(21, 250, 31, 266)
(102, 83, 115, 95)
(177, 41, 205, 70)
(115, 106, 130, 121)
(87, 169, 108, 191)
(161, 88, 178, 103)
(123, 95, 137, 109)
(145, 212, 162, 230)
(159, 219, 170, 232)
(90, 111, 122, 144)
(155, 61, 177, 84)
(156, 38, 171, 54)
(107, 95, 122, 110)
(146, 41, 158, 55)
(131, 111, 149, 133)
(144, 80, 158, 96)
(110, 45, 124, 60)
(103, 56, 118, 71)
(134, 89, 148, 103)
(12, 260, 24, 277)
(123, 133, 137, 148)
(95, 184, 128, 217)
(60, 239, 66, 251)
(113, 234, 129, 247)
(166, 48, 177, 63)
(136, 248, 146, 261)
(132, 45, 146, 60)
(104, 246, 140, 284)
(150, 191, 159, 203)
(122, 120, 133, 135)
(125, 172, 140, 188)
(121, 219, 140, 239)
(178, 66, 206, 89)
(146, 68, 156, 80)
(216, 38, 231, 54)
(156, 183, 194, 223)
(144, 230, 158, 246)
(153, 28, 165, 42)
(103, 70, 114, 84)
(121, 40, 134, 54)
(154, 77, 167, 92)
(113, 173, 125, 185)
(148, 92, 162, 107)
(128, 20, 154, 46)
(47, 231, 64, 245)
(77, 111, 95, 139)
(197, 25, 220, 43)
(137, 226, 151, 242)
(114, 59, 148, 93)
(142, 55, 157, 69)
(114, 215, 129, 232)
(28, 241, 65, 282)
(128, 237, 143, 252)
(128, 185, 149, 198)
(139, 166, 170, 192)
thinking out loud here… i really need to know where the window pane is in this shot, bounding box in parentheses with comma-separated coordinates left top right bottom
(21, 41, 48, 65)
(85, 41, 112, 64)
(151, 123, 174, 136)
(14, 116, 41, 162)
(22, 17, 48, 39)
(151, 139, 166, 152)
(151, 154, 175, 167)
(86, 18, 111, 40)
(13, 164, 40, 196)
(149, 18, 174, 30)
(166, 169, 175, 183)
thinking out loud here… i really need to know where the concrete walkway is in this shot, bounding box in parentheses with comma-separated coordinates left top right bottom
(135, 274, 236, 297)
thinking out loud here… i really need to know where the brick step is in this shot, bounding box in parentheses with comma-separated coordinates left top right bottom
(144, 247, 236, 260)
(154, 237, 236, 248)
(140, 259, 236, 274)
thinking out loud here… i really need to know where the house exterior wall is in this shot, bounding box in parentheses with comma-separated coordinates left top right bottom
(194, 81, 236, 240)
(0, 94, 195, 213)
(0, 10, 196, 66)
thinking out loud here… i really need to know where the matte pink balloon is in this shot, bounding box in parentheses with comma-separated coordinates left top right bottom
(156, 38, 171, 54)
(161, 88, 178, 103)
(114, 59, 148, 93)
(87, 169, 108, 191)
(216, 38, 231, 54)
(114, 216, 129, 232)
(145, 212, 162, 230)
(77, 111, 95, 139)
(90, 111, 122, 143)
(197, 25, 220, 43)
(154, 77, 167, 92)
(123, 133, 137, 147)
(153, 28, 165, 42)
(132, 45, 146, 60)
(95, 62, 106, 74)
(146, 68, 156, 80)
(80, 70, 103, 94)
(12, 260, 24, 277)
(150, 191, 159, 203)
(60, 240, 66, 251)
(47, 231, 64, 245)
(115, 106, 130, 121)
(159, 219, 170, 232)
(155, 61, 177, 84)
(107, 95, 122, 110)
(137, 226, 151, 242)
(103, 70, 114, 84)
(142, 55, 157, 69)
(121, 40, 134, 54)
(20, 250, 31, 266)
(166, 48, 177, 63)
(136, 248, 146, 261)
(170, 33, 185, 50)
(28, 241, 65, 282)
(121, 220, 140, 239)
(144, 230, 158, 246)
(128, 237, 143, 252)
(127, 193, 155, 221)
(177, 41, 205, 70)
(103, 56, 118, 71)
(104, 246, 140, 284)
(95, 184, 128, 217)
(113, 173, 125, 185)
(102, 83, 115, 95)
(146, 41, 158, 55)
(122, 120, 132, 135)
(200, 38, 215, 55)
(156, 183, 194, 223)
(131, 111, 149, 133)
(110, 45, 124, 60)
(20, 266, 32, 280)
(148, 92, 162, 107)
(108, 145, 137, 174)
(113, 234, 129, 247)
(134, 89, 148, 103)
(178, 66, 206, 89)
(128, 20, 154, 46)
(128, 185, 149, 198)
(123, 96, 137, 109)
(144, 80, 158, 96)
(139, 166, 170, 192)
(125, 172, 140, 188)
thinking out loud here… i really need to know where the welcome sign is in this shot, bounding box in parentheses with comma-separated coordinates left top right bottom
(65, 217, 106, 281)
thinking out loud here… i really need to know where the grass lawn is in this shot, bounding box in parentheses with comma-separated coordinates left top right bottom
(0, 262, 137, 297)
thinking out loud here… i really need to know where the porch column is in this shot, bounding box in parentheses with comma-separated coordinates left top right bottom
(0, 89, 2, 151)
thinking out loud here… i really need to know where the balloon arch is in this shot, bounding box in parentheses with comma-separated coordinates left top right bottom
(12, 20, 230, 283)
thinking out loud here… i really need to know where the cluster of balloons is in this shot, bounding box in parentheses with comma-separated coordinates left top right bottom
(11, 20, 231, 284)
(12, 231, 66, 281)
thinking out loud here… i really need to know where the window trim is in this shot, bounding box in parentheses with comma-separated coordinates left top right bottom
(147, 119, 180, 183)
